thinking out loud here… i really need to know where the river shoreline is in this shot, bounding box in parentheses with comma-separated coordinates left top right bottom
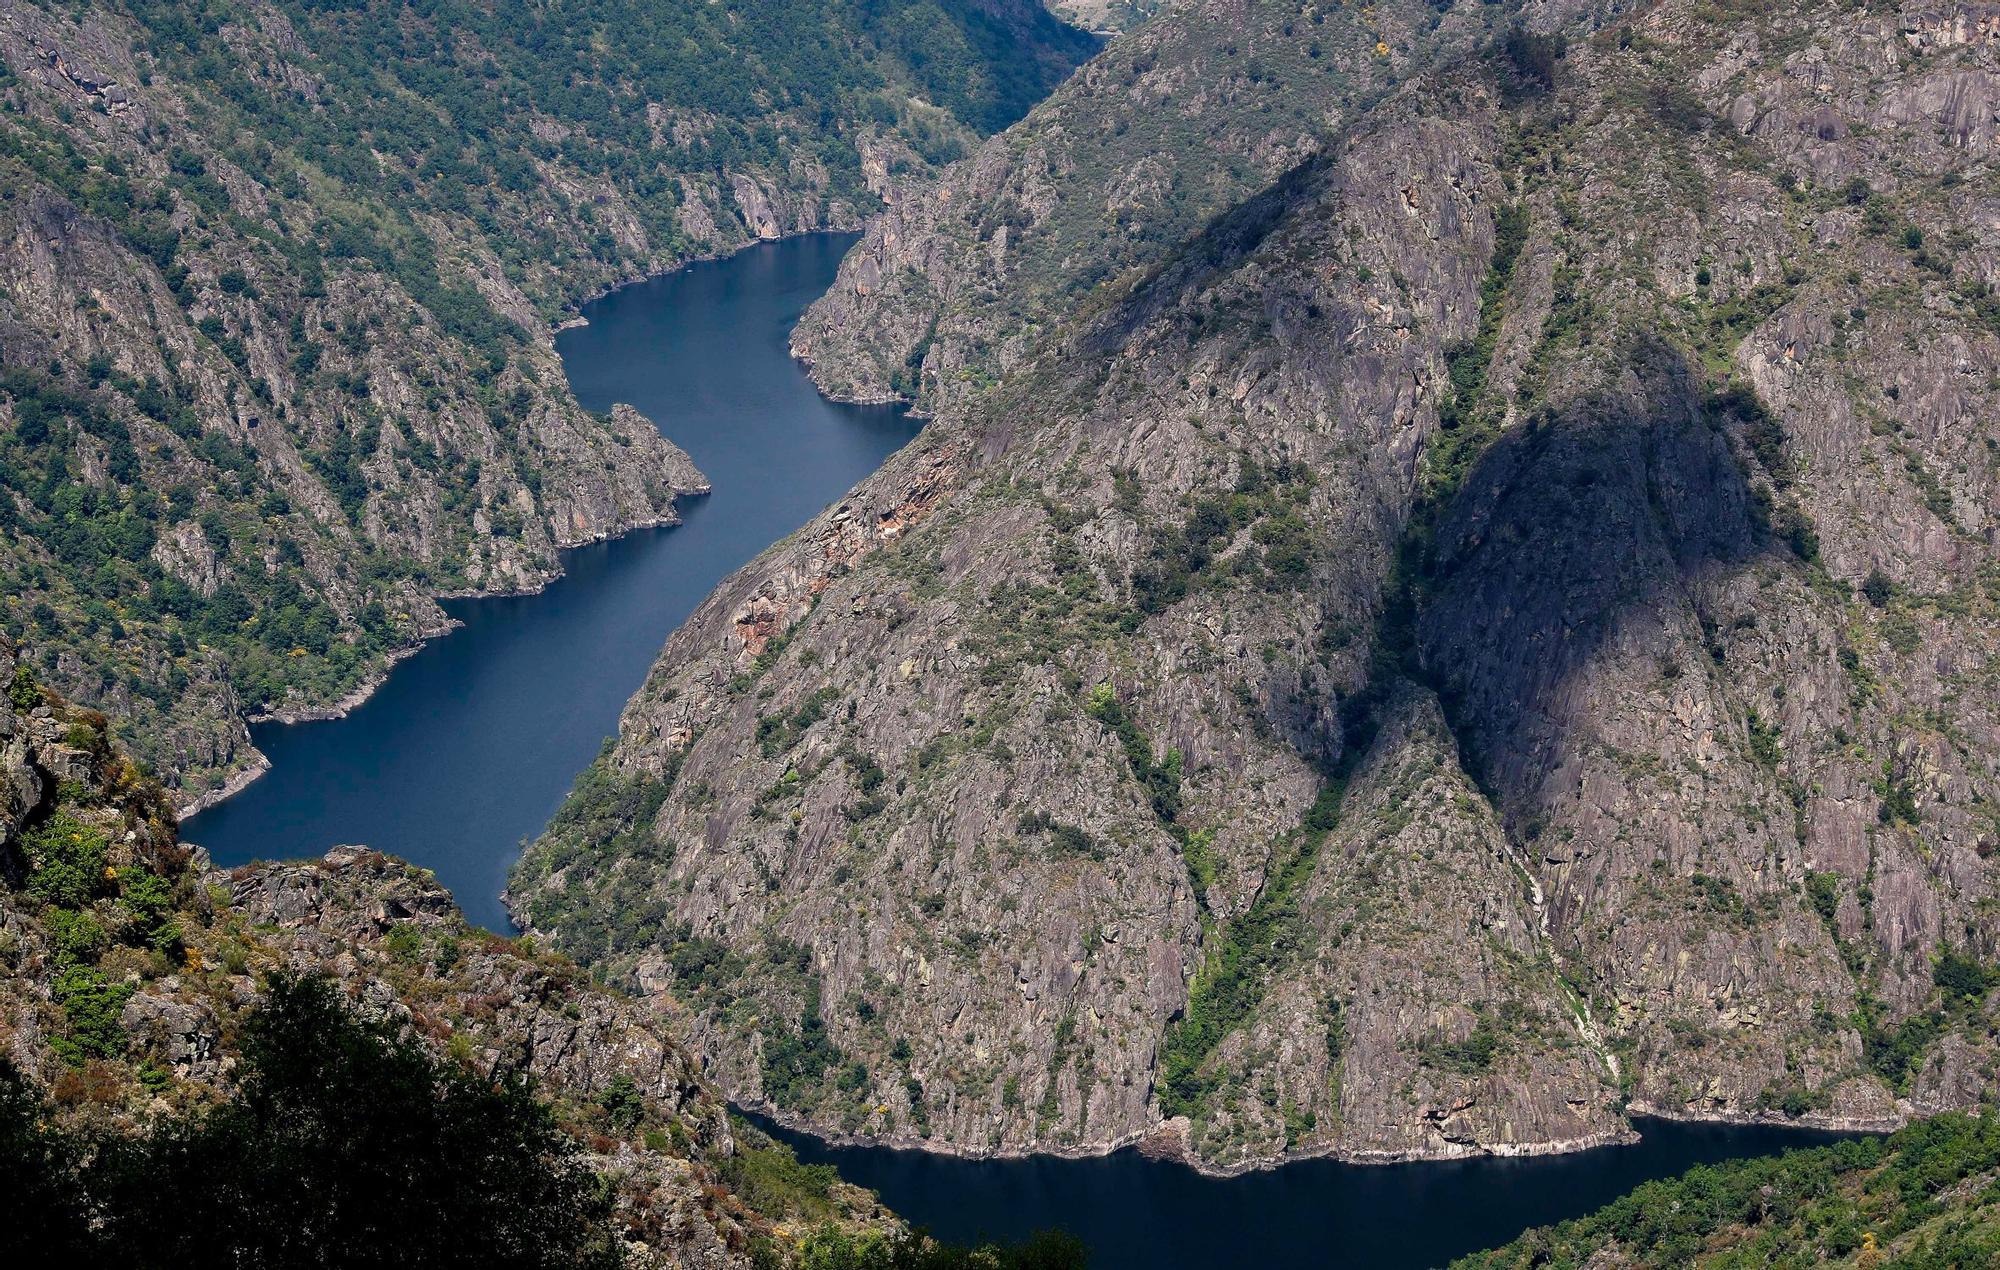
(174, 230, 843, 824)
(1625, 1099, 1909, 1138)
(182, 233, 917, 934)
(743, 1103, 1870, 1269)
(171, 501, 703, 822)
(740, 1098, 1882, 1181)
(173, 752, 272, 821)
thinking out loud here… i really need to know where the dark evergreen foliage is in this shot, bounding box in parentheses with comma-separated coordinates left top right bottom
(1, 975, 623, 1269)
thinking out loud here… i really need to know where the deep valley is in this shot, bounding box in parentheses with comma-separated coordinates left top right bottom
(7, 1, 2000, 1267)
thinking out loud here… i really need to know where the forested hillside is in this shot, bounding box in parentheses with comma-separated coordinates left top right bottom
(516, 0, 2000, 1173)
(0, 0, 1094, 803)
(1457, 1114, 2000, 1268)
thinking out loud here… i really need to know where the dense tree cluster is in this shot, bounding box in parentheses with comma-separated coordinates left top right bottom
(0, 975, 1091, 1267)
(0, 974, 625, 1268)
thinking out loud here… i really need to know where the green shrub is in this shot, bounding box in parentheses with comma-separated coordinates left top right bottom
(1934, 948, 1992, 1004)
(117, 867, 181, 955)
(1083, 686, 1182, 824)
(760, 986, 848, 1113)
(50, 964, 133, 1064)
(1804, 870, 1840, 928)
(1017, 810, 1103, 859)
(1418, 1017, 1501, 1074)
(43, 908, 104, 967)
(1499, 25, 1565, 98)
(21, 813, 110, 910)
(1863, 1000, 1942, 1091)
(717, 1135, 841, 1223)
(383, 924, 424, 964)
(1861, 567, 1894, 607)
(599, 1074, 644, 1133)
(7, 665, 39, 711)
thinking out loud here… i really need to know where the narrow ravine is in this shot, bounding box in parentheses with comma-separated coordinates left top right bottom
(184, 235, 919, 930)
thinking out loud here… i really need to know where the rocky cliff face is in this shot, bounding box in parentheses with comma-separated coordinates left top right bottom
(791, 0, 1608, 412)
(0, 0, 1092, 802)
(0, 640, 891, 1267)
(516, 0, 2000, 1172)
(1043, 0, 1164, 35)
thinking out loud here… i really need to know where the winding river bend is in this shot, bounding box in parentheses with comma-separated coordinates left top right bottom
(185, 235, 918, 930)
(184, 232, 1853, 1267)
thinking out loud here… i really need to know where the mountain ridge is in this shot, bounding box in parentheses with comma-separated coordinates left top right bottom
(513, 0, 2000, 1173)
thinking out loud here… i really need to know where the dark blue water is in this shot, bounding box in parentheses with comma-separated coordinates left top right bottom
(184, 235, 919, 929)
(758, 1114, 1857, 1269)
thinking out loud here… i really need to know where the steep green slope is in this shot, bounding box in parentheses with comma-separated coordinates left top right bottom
(1457, 1114, 2000, 1269)
(0, 0, 1094, 801)
(515, 0, 2000, 1171)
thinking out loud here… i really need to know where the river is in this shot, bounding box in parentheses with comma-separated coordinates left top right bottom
(183, 231, 1856, 1267)
(184, 234, 919, 930)
(759, 1113, 1851, 1269)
